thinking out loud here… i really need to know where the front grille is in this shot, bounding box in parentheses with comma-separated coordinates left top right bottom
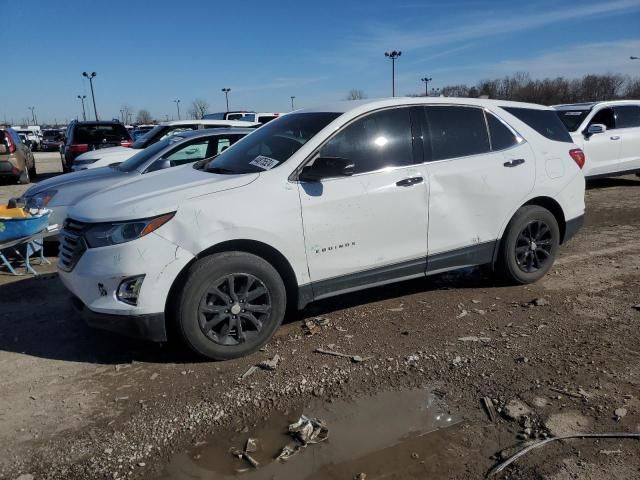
(58, 218, 88, 272)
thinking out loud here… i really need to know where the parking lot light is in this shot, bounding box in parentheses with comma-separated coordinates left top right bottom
(290, 96, 296, 111)
(221, 88, 231, 111)
(77, 96, 87, 121)
(28, 106, 36, 125)
(384, 50, 402, 97)
(173, 99, 181, 120)
(421, 77, 432, 97)
(82, 72, 98, 121)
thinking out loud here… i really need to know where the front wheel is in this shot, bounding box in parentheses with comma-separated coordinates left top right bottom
(497, 205, 560, 284)
(175, 252, 286, 360)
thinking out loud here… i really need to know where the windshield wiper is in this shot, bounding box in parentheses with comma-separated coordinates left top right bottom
(206, 167, 237, 174)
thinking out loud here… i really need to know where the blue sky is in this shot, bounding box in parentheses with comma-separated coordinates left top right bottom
(2, 0, 639, 124)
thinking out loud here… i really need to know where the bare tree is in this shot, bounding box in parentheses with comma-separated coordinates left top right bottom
(346, 89, 367, 100)
(136, 109, 152, 124)
(188, 98, 210, 119)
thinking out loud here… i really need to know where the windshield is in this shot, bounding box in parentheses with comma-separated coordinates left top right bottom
(554, 109, 591, 132)
(118, 135, 185, 172)
(204, 112, 341, 174)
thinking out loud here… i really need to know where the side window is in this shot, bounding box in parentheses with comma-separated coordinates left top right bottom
(164, 140, 210, 166)
(589, 108, 615, 130)
(614, 106, 640, 129)
(319, 108, 414, 174)
(215, 137, 233, 154)
(425, 106, 490, 161)
(486, 112, 519, 151)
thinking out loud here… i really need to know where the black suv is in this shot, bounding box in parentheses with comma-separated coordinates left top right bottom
(62, 121, 133, 172)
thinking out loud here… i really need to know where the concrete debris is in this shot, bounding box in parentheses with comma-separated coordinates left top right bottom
(452, 356, 463, 367)
(531, 298, 549, 306)
(245, 438, 258, 453)
(387, 304, 404, 312)
(230, 446, 260, 469)
(503, 399, 532, 421)
(472, 308, 486, 315)
(353, 474, 367, 480)
(614, 407, 628, 420)
(456, 310, 469, 319)
(149, 373, 159, 381)
(302, 317, 330, 335)
(471, 299, 481, 304)
(258, 354, 280, 371)
(600, 449, 623, 455)
(458, 336, 491, 343)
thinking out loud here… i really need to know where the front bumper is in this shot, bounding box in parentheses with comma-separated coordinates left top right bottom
(71, 295, 167, 341)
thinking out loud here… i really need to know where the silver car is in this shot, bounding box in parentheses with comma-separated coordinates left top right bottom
(21, 128, 252, 232)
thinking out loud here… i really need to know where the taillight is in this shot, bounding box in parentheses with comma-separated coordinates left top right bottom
(569, 148, 585, 169)
(69, 144, 89, 153)
(4, 133, 16, 153)
(121, 139, 133, 147)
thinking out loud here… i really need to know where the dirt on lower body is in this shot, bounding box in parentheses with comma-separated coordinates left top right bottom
(1, 176, 640, 480)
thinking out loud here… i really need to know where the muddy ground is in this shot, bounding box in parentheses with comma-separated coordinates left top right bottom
(1, 157, 639, 479)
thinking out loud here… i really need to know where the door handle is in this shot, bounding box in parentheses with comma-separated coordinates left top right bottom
(610, 136, 620, 140)
(503, 158, 525, 167)
(396, 176, 424, 187)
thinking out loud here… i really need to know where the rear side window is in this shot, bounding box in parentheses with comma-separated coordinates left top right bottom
(614, 105, 640, 128)
(424, 106, 490, 161)
(486, 112, 519, 151)
(73, 124, 130, 144)
(320, 107, 414, 174)
(503, 107, 572, 143)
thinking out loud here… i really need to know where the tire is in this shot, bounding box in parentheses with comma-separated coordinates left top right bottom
(28, 159, 37, 179)
(18, 164, 30, 184)
(497, 205, 560, 284)
(175, 252, 287, 360)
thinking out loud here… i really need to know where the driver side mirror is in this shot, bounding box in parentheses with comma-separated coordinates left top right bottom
(146, 158, 171, 173)
(298, 156, 355, 182)
(584, 123, 606, 138)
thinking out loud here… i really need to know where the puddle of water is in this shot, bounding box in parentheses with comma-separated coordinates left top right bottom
(157, 389, 461, 480)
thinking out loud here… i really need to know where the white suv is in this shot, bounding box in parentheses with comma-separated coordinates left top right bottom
(72, 119, 258, 171)
(58, 98, 585, 360)
(554, 100, 640, 178)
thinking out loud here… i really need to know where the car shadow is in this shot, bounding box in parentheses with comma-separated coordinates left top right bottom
(0, 266, 497, 365)
(586, 176, 640, 190)
(0, 273, 189, 365)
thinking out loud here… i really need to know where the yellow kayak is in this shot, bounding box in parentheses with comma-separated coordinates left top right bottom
(0, 205, 31, 219)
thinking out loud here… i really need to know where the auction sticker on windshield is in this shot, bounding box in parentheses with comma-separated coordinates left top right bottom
(249, 155, 279, 170)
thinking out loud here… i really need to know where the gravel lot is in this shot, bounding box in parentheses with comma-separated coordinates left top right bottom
(1, 158, 639, 479)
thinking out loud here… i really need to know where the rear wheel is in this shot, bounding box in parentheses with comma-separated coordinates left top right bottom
(28, 158, 36, 179)
(497, 205, 559, 284)
(175, 252, 286, 360)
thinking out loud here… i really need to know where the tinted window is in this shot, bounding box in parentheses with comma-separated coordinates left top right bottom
(73, 124, 130, 144)
(425, 106, 490, 161)
(555, 109, 591, 132)
(590, 108, 615, 130)
(205, 112, 341, 174)
(258, 115, 278, 124)
(319, 108, 414, 174)
(486, 112, 518, 151)
(503, 107, 572, 143)
(203, 113, 226, 120)
(614, 105, 640, 128)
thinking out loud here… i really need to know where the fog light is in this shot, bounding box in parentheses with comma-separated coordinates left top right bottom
(117, 275, 145, 305)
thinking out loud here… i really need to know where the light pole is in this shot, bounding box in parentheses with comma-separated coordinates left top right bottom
(173, 99, 181, 120)
(77, 95, 87, 121)
(82, 72, 98, 120)
(430, 87, 440, 97)
(221, 88, 231, 111)
(290, 96, 296, 111)
(28, 106, 36, 125)
(120, 109, 125, 123)
(384, 50, 402, 97)
(631, 56, 639, 60)
(421, 77, 432, 97)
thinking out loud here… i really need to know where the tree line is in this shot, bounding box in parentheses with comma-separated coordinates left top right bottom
(424, 72, 640, 105)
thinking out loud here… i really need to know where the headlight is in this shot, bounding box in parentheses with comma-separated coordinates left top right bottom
(84, 212, 175, 248)
(25, 190, 57, 208)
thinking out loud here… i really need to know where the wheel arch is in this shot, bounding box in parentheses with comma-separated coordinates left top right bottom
(165, 239, 302, 331)
(522, 196, 567, 244)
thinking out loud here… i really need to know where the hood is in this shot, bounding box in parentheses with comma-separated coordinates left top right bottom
(24, 167, 131, 205)
(75, 146, 136, 160)
(68, 164, 259, 223)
